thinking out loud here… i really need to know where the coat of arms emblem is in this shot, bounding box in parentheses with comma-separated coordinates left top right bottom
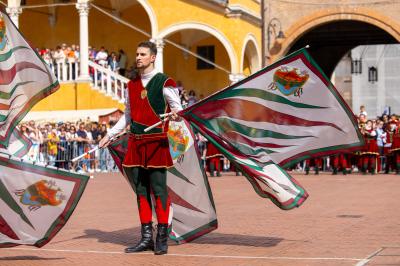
(0, 15, 7, 51)
(15, 180, 66, 211)
(268, 67, 309, 97)
(168, 122, 190, 161)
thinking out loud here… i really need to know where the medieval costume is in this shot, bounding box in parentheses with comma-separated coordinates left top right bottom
(331, 153, 348, 175)
(390, 121, 400, 174)
(360, 123, 379, 174)
(384, 121, 396, 173)
(108, 68, 182, 255)
(305, 158, 322, 175)
(206, 142, 223, 177)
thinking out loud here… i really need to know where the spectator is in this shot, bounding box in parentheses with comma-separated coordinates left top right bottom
(53, 45, 66, 65)
(188, 90, 198, 106)
(118, 49, 127, 76)
(359, 105, 368, 118)
(108, 52, 119, 72)
(95, 46, 108, 66)
(76, 122, 90, 172)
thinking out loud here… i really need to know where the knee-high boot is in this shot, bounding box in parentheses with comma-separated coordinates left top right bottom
(154, 224, 168, 255)
(125, 223, 154, 253)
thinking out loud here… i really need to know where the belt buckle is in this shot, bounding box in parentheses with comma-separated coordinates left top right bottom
(134, 134, 143, 140)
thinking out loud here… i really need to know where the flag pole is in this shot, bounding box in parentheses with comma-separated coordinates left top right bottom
(71, 132, 126, 162)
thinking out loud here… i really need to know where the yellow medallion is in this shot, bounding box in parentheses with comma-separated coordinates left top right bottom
(141, 89, 147, 99)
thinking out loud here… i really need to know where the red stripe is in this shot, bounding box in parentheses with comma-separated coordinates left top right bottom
(225, 131, 292, 149)
(0, 94, 23, 111)
(192, 98, 342, 131)
(0, 62, 46, 85)
(168, 187, 204, 214)
(0, 214, 20, 240)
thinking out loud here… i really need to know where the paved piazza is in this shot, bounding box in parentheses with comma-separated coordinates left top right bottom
(2, 172, 400, 266)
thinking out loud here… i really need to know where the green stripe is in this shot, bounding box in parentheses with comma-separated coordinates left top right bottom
(168, 166, 195, 185)
(170, 219, 218, 243)
(0, 113, 7, 122)
(0, 46, 30, 62)
(0, 80, 59, 147)
(208, 117, 313, 140)
(0, 179, 34, 229)
(0, 81, 35, 100)
(231, 141, 276, 157)
(214, 88, 327, 109)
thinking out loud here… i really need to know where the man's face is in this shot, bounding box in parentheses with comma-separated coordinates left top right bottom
(136, 47, 155, 70)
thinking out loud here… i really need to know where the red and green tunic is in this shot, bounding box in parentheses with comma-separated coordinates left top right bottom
(122, 73, 176, 168)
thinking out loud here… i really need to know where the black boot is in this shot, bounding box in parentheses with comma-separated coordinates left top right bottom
(154, 224, 168, 255)
(125, 223, 154, 253)
(332, 167, 338, 175)
(209, 163, 215, 177)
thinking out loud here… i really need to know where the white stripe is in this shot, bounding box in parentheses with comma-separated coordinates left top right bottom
(0, 49, 45, 70)
(4, 247, 363, 261)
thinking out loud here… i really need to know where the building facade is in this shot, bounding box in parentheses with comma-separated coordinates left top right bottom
(6, 0, 262, 111)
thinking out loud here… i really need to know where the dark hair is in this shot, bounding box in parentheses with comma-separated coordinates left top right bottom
(138, 41, 157, 55)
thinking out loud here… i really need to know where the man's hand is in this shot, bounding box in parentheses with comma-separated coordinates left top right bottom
(99, 135, 111, 148)
(169, 110, 181, 121)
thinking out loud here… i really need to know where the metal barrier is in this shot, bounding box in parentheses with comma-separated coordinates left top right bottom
(25, 140, 117, 173)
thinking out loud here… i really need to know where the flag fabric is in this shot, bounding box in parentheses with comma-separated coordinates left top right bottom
(0, 153, 89, 248)
(0, 128, 32, 157)
(180, 48, 364, 210)
(108, 120, 218, 244)
(0, 11, 59, 148)
(0, 11, 87, 249)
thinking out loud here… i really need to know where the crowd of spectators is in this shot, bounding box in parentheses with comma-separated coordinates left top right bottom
(36, 43, 128, 77)
(18, 119, 117, 173)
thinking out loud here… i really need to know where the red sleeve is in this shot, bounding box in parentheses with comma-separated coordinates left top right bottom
(164, 78, 176, 88)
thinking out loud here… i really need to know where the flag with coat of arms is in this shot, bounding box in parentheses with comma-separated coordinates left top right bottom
(0, 10, 89, 248)
(179, 48, 364, 210)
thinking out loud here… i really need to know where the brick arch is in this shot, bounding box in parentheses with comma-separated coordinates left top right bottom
(279, 7, 400, 58)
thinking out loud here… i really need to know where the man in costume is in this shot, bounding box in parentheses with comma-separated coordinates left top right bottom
(360, 120, 379, 174)
(99, 41, 182, 255)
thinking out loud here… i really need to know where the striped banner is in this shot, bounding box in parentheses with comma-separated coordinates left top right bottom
(0, 11, 59, 147)
(0, 154, 89, 247)
(108, 120, 218, 244)
(0, 128, 32, 157)
(180, 48, 364, 210)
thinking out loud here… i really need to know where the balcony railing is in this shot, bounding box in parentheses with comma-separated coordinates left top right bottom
(47, 60, 129, 103)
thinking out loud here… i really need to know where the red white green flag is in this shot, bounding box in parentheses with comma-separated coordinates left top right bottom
(0, 154, 89, 247)
(108, 120, 218, 244)
(0, 11, 59, 148)
(0, 128, 32, 157)
(180, 48, 363, 210)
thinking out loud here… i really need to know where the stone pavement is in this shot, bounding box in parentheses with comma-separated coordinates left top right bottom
(2, 172, 400, 266)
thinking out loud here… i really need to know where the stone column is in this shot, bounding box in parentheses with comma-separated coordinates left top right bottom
(229, 73, 245, 84)
(6, 6, 22, 28)
(76, 0, 91, 81)
(153, 38, 165, 73)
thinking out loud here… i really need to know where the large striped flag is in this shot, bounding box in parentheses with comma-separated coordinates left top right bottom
(180, 48, 364, 210)
(108, 120, 218, 244)
(0, 11, 88, 248)
(0, 154, 89, 247)
(0, 11, 58, 148)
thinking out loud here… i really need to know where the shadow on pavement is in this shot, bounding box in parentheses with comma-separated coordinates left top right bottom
(73, 227, 283, 248)
(190, 232, 283, 247)
(0, 256, 64, 261)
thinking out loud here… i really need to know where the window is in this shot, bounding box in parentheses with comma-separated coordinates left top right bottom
(197, 45, 215, 70)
